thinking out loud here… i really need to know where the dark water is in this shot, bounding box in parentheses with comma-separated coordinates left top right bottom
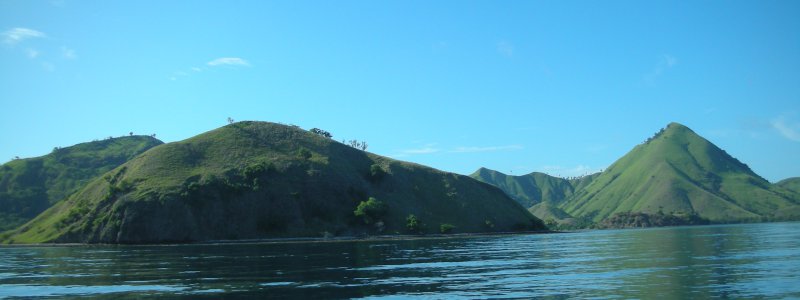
(2, 223, 799, 299)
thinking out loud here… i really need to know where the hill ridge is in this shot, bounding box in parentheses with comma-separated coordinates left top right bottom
(3, 121, 543, 244)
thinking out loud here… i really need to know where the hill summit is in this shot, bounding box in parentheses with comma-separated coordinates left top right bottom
(560, 122, 800, 223)
(2, 122, 543, 244)
(474, 122, 800, 227)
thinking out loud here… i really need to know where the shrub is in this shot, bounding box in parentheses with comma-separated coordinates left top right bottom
(354, 197, 387, 224)
(406, 214, 419, 233)
(298, 148, 312, 160)
(369, 164, 386, 181)
(440, 223, 455, 234)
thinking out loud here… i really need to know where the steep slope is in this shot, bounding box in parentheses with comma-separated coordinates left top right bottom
(0, 136, 163, 231)
(470, 168, 584, 208)
(560, 122, 800, 223)
(2, 122, 543, 244)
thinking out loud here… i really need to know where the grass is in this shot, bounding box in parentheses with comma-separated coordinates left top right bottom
(559, 122, 800, 223)
(475, 122, 800, 228)
(0, 136, 162, 232)
(3, 121, 544, 244)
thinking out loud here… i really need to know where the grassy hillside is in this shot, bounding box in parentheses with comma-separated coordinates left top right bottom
(559, 122, 800, 223)
(470, 168, 586, 208)
(777, 177, 800, 194)
(0, 136, 163, 231)
(2, 122, 543, 244)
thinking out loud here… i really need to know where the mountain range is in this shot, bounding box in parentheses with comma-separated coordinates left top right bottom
(3, 121, 797, 244)
(473, 123, 800, 228)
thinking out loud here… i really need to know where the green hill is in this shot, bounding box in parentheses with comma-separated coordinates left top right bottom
(777, 177, 800, 194)
(0, 136, 163, 231)
(469, 168, 584, 208)
(560, 122, 800, 223)
(2, 122, 543, 244)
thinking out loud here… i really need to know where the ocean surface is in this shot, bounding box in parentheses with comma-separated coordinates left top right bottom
(2, 222, 799, 298)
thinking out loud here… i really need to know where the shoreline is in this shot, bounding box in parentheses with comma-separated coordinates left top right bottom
(0, 230, 561, 247)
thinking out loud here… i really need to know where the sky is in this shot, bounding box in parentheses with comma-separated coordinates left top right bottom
(1, 1, 799, 182)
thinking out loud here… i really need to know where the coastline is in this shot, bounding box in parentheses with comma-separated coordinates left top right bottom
(0, 230, 560, 247)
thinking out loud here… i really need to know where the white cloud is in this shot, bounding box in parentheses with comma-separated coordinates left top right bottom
(497, 40, 514, 57)
(771, 116, 800, 142)
(191, 67, 203, 72)
(207, 57, 250, 67)
(450, 145, 523, 153)
(401, 147, 440, 155)
(61, 46, 76, 59)
(644, 54, 678, 85)
(2, 27, 45, 45)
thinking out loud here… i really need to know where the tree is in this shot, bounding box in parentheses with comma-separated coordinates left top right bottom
(406, 214, 420, 233)
(310, 128, 332, 138)
(151, 134, 157, 138)
(347, 140, 368, 151)
(227, 117, 234, 124)
(129, 132, 133, 136)
(354, 197, 387, 224)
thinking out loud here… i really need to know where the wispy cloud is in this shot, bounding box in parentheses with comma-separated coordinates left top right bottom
(2, 27, 45, 45)
(644, 54, 678, 85)
(450, 145, 523, 153)
(170, 57, 250, 81)
(401, 145, 441, 155)
(207, 57, 250, 67)
(771, 116, 800, 142)
(61, 46, 76, 59)
(26, 48, 40, 59)
(540, 165, 599, 177)
(497, 40, 514, 57)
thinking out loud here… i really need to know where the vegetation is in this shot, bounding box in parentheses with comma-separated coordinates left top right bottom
(309, 128, 332, 138)
(440, 223, 455, 234)
(369, 164, 386, 181)
(0, 136, 162, 232)
(470, 168, 597, 208)
(476, 122, 800, 229)
(2, 121, 544, 244)
(406, 214, 420, 233)
(354, 197, 387, 224)
(597, 211, 709, 229)
(559, 122, 800, 223)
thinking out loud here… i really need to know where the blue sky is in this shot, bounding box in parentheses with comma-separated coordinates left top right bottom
(1, 0, 799, 182)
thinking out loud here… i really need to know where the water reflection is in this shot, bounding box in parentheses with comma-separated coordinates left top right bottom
(1, 222, 799, 298)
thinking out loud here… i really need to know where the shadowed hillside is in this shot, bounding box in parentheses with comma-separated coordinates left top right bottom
(0, 136, 163, 231)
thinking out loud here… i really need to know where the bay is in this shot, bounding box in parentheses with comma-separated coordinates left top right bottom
(2, 222, 799, 298)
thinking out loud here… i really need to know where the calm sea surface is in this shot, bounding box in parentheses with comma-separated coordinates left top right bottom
(1, 222, 799, 299)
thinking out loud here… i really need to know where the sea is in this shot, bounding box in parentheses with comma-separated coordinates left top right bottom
(1, 222, 799, 298)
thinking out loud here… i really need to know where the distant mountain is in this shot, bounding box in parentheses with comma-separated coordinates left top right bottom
(2, 122, 543, 244)
(0, 136, 163, 231)
(560, 122, 800, 223)
(469, 168, 587, 208)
